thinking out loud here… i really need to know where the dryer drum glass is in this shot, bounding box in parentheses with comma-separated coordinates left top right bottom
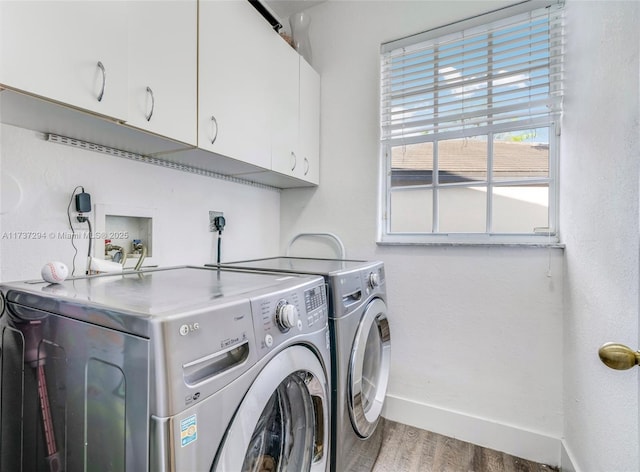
(242, 373, 315, 472)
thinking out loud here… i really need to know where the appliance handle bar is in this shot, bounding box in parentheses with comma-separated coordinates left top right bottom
(285, 233, 346, 259)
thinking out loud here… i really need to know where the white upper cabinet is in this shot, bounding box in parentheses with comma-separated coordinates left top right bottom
(198, 0, 273, 170)
(0, 0, 320, 188)
(270, 37, 301, 178)
(298, 58, 320, 185)
(127, 0, 197, 145)
(0, 1, 128, 120)
(271, 46, 320, 185)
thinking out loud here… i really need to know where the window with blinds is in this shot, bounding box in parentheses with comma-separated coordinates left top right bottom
(379, 1, 564, 244)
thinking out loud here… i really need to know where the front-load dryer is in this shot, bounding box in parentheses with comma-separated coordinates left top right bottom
(0, 266, 331, 472)
(212, 258, 391, 472)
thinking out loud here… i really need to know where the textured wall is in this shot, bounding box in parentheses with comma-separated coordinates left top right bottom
(0, 124, 280, 281)
(560, 2, 640, 471)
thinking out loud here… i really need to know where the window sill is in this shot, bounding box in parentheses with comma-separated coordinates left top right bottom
(377, 232, 565, 248)
(376, 240, 565, 249)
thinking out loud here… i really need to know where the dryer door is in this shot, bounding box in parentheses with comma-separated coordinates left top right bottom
(348, 298, 391, 438)
(213, 345, 329, 472)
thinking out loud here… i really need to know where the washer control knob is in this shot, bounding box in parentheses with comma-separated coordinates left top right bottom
(275, 301, 299, 332)
(368, 271, 380, 289)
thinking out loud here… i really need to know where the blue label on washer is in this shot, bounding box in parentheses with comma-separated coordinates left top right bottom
(180, 414, 197, 447)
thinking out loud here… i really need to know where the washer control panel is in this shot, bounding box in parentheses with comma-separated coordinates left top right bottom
(303, 284, 326, 328)
(251, 278, 327, 354)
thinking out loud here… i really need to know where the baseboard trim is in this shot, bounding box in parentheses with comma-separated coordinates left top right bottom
(560, 440, 579, 472)
(382, 394, 561, 467)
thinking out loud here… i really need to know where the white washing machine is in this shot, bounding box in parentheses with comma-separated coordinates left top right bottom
(0, 266, 331, 471)
(214, 258, 391, 472)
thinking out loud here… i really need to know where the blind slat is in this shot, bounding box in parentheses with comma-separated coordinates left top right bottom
(382, 97, 559, 136)
(383, 115, 555, 146)
(384, 84, 556, 123)
(383, 47, 559, 91)
(380, 2, 564, 142)
(386, 29, 557, 74)
(385, 63, 555, 104)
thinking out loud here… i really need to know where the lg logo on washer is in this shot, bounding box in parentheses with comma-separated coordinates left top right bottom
(179, 323, 200, 336)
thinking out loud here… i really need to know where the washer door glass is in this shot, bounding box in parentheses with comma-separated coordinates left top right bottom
(242, 372, 314, 472)
(213, 346, 328, 472)
(348, 298, 391, 438)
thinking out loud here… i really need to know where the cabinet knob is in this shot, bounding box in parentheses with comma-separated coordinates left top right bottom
(304, 157, 309, 176)
(290, 151, 297, 171)
(145, 86, 155, 122)
(96, 61, 106, 102)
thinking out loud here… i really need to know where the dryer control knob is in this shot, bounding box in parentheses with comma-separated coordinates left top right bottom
(368, 272, 380, 289)
(276, 302, 299, 332)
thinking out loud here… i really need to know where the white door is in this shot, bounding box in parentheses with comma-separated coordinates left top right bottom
(298, 59, 320, 184)
(271, 45, 300, 177)
(198, 0, 273, 169)
(0, 1, 128, 119)
(127, 0, 197, 145)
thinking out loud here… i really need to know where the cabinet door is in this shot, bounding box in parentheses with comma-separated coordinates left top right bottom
(127, 0, 197, 145)
(270, 41, 300, 177)
(0, 1, 128, 120)
(298, 58, 320, 185)
(198, 0, 272, 169)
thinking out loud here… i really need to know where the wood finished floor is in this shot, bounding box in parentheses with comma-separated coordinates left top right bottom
(372, 420, 559, 472)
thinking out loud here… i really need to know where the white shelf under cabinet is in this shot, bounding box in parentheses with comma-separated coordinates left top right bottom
(0, 89, 193, 157)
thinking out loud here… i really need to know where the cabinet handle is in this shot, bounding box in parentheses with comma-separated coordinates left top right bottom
(304, 157, 310, 176)
(290, 152, 297, 171)
(211, 115, 219, 144)
(96, 61, 106, 102)
(145, 86, 155, 122)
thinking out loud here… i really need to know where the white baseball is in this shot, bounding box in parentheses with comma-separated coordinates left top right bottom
(41, 261, 69, 284)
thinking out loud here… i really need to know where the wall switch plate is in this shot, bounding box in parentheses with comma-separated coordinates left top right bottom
(209, 211, 223, 232)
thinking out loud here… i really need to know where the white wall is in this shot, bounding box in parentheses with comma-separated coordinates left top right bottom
(560, 2, 639, 471)
(280, 1, 564, 465)
(0, 124, 280, 281)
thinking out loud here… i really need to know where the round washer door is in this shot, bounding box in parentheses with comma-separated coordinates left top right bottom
(212, 345, 329, 472)
(348, 298, 391, 438)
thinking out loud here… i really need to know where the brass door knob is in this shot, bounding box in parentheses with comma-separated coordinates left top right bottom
(598, 342, 640, 370)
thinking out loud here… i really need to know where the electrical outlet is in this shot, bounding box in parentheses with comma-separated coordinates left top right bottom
(209, 211, 224, 232)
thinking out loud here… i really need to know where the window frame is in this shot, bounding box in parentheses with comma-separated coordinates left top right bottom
(377, 0, 564, 246)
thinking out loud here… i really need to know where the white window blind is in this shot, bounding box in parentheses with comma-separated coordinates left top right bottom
(381, 2, 564, 145)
